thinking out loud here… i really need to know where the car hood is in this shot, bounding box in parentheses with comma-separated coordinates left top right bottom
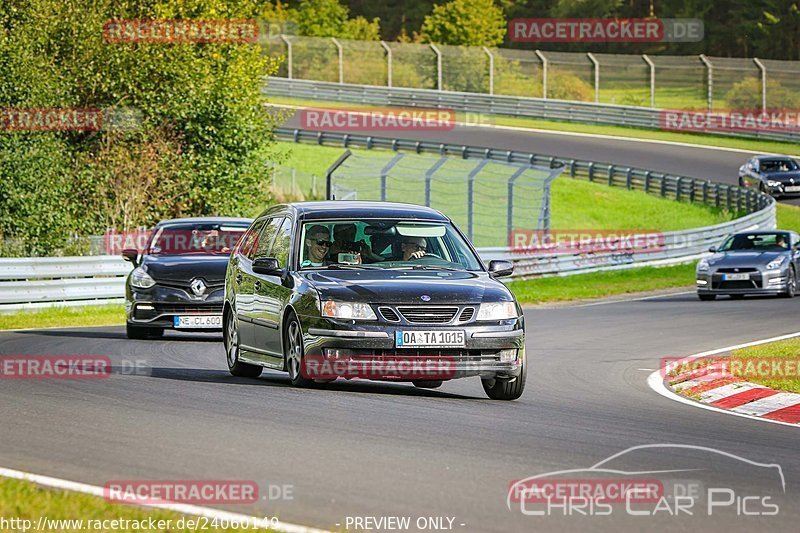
(299, 269, 513, 304)
(708, 251, 787, 268)
(763, 170, 800, 182)
(141, 254, 230, 283)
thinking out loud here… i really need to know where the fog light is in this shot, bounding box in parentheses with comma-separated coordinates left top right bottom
(323, 348, 352, 359)
(137, 303, 154, 310)
(696, 279, 708, 285)
(768, 277, 783, 284)
(498, 349, 517, 363)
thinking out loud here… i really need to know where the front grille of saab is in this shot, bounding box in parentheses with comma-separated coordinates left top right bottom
(396, 306, 459, 324)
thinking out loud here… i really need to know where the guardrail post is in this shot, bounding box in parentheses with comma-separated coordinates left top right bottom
(430, 44, 442, 91)
(642, 54, 655, 108)
(660, 176, 667, 197)
(381, 41, 392, 87)
(700, 54, 713, 112)
(676, 177, 682, 201)
(331, 38, 344, 84)
(689, 180, 696, 203)
(569, 160, 576, 177)
(715, 183, 720, 208)
(425, 156, 448, 206)
(625, 168, 633, 190)
(535, 50, 547, 99)
(482, 46, 494, 95)
(587, 52, 600, 103)
(380, 153, 404, 201)
(467, 160, 490, 241)
(280, 35, 293, 79)
(753, 58, 767, 112)
(644, 171, 651, 193)
(736, 189, 743, 212)
(507, 167, 528, 246)
(702, 181, 708, 204)
(587, 162, 594, 182)
(607, 165, 614, 186)
(726, 187, 732, 211)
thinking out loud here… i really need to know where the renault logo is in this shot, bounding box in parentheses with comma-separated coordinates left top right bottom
(190, 278, 206, 296)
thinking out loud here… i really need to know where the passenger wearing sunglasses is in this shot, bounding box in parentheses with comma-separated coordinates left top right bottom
(301, 225, 332, 267)
(401, 237, 428, 261)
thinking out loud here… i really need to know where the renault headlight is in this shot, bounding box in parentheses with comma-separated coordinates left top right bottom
(129, 267, 156, 289)
(766, 257, 787, 271)
(321, 301, 377, 320)
(476, 302, 518, 321)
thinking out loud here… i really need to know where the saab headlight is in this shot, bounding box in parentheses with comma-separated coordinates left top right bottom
(129, 267, 156, 289)
(766, 257, 787, 270)
(476, 302, 518, 321)
(321, 300, 377, 320)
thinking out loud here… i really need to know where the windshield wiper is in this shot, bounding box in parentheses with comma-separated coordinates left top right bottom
(326, 263, 383, 270)
(390, 265, 465, 272)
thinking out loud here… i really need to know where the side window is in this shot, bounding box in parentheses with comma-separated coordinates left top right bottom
(269, 218, 293, 268)
(238, 219, 266, 258)
(253, 217, 284, 260)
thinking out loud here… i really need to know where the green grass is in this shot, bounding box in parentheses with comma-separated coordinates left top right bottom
(730, 337, 800, 394)
(777, 203, 800, 232)
(0, 304, 124, 330)
(507, 263, 695, 305)
(0, 477, 251, 532)
(269, 96, 800, 157)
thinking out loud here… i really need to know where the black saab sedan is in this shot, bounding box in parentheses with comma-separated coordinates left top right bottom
(122, 217, 251, 339)
(223, 202, 526, 400)
(696, 230, 800, 300)
(739, 155, 800, 197)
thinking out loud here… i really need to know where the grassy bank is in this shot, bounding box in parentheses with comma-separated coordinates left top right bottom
(0, 304, 124, 331)
(0, 477, 249, 532)
(730, 337, 800, 394)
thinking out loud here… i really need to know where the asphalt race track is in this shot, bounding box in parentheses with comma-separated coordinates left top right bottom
(3, 126, 800, 532)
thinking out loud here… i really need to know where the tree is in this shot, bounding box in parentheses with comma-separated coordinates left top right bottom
(266, 0, 381, 40)
(420, 0, 506, 46)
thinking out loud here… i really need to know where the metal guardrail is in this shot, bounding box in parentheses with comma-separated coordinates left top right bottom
(265, 77, 800, 143)
(276, 126, 776, 279)
(0, 256, 131, 312)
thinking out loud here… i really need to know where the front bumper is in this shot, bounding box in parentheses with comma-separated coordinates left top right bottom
(298, 316, 525, 381)
(696, 268, 789, 295)
(126, 284, 224, 330)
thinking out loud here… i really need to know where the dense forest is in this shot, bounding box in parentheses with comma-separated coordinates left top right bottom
(270, 0, 800, 60)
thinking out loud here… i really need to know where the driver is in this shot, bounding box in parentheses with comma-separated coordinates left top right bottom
(301, 225, 332, 267)
(401, 236, 428, 261)
(776, 234, 788, 249)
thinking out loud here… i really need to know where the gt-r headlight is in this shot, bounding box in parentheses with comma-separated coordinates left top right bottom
(697, 259, 710, 272)
(767, 180, 782, 187)
(129, 267, 156, 289)
(476, 302, 518, 321)
(321, 300, 377, 320)
(766, 257, 787, 270)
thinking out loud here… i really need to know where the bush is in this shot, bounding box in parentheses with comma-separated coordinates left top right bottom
(548, 70, 594, 102)
(725, 77, 800, 109)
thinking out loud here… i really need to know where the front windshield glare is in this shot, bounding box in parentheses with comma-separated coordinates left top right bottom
(299, 220, 483, 271)
(719, 232, 790, 251)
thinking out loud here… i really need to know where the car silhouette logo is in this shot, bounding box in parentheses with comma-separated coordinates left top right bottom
(420, 295, 431, 301)
(190, 278, 206, 296)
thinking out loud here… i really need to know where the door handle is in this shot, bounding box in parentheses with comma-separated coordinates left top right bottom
(254, 280, 262, 291)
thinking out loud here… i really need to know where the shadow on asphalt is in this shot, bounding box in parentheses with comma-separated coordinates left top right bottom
(14, 329, 221, 342)
(143, 366, 476, 400)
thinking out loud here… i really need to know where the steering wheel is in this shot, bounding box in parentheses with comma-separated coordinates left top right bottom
(422, 252, 443, 259)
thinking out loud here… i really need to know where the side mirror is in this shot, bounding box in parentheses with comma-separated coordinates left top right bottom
(708, 246, 717, 253)
(252, 257, 282, 276)
(488, 260, 514, 278)
(121, 248, 139, 263)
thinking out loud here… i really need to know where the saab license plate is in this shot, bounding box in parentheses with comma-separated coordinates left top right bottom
(785, 186, 800, 193)
(722, 273, 750, 281)
(395, 330, 465, 348)
(173, 315, 222, 328)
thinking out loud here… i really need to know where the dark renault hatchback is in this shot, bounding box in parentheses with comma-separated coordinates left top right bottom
(223, 202, 527, 400)
(123, 217, 251, 339)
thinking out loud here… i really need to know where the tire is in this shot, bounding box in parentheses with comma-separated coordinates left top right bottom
(126, 323, 163, 339)
(780, 267, 796, 298)
(224, 311, 262, 378)
(284, 315, 313, 387)
(482, 349, 526, 401)
(413, 380, 444, 389)
(698, 293, 716, 301)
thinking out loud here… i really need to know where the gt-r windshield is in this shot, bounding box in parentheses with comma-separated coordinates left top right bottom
(760, 158, 799, 172)
(718, 232, 790, 251)
(299, 219, 483, 271)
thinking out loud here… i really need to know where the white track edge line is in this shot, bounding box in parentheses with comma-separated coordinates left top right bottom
(0, 467, 329, 533)
(647, 331, 800, 429)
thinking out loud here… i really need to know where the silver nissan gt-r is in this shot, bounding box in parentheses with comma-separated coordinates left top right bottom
(696, 230, 800, 300)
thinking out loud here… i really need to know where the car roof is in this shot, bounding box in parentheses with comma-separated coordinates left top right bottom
(155, 217, 253, 227)
(755, 155, 795, 161)
(733, 230, 794, 235)
(270, 201, 450, 222)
